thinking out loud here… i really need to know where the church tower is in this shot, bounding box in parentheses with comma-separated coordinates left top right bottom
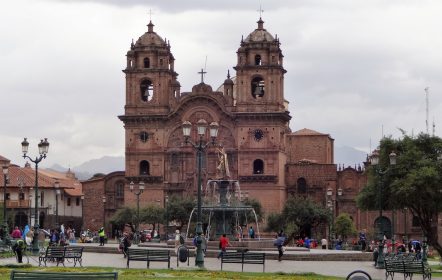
(234, 18, 287, 113)
(233, 18, 291, 213)
(120, 20, 180, 189)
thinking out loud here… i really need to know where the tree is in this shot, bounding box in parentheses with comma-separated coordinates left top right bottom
(109, 207, 136, 229)
(165, 195, 195, 231)
(357, 133, 442, 256)
(266, 196, 329, 243)
(139, 205, 165, 233)
(335, 213, 356, 241)
(241, 198, 264, 223)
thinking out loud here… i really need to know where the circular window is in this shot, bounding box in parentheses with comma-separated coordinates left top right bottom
(254, 129, 264, 141)
(140, 131, 149, 142)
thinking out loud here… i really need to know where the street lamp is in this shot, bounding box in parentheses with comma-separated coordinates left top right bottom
(81, 194, 85, 231)
(28, 191, 33, 226)
(102, 196, 106, 229)
(54, 181, 60, 228)
(370, 149, 396, 269)
(129, 181, 145, 240)
(182, 119, 219, 268)
(2, 165, 10, 242)
(164, 195, 169, 241)
(21, 137, 49, 252)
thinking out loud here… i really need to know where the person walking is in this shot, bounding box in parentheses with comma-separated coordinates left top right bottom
(217, 234, 230, 259)
(98, 227, 105, 246)
(274, 230, 286, 261)
(249, 226, 255, 239)
(121, 232, 131, 258)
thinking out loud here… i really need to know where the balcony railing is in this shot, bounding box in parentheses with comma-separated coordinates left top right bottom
(5, 200, 31, 208)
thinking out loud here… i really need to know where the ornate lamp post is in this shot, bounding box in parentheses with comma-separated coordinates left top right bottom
(182, 119, 219, 268)
(54, 181, 60, 228)
(81, 194, 85, 231)
(164, 195, 169, 241)
(370, 149, 396, 269)
(21, 137, 49, 252)
(129, 181, 145, 241)
(2, 165, 10, 242)
(102, 196, 106, 231)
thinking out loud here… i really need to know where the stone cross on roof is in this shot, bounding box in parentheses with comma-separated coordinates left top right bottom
(198, 68, 207, 84)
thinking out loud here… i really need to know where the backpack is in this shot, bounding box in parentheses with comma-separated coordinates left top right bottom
(179, 235, 185, 245)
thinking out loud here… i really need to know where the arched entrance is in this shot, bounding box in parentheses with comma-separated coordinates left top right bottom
(374, 216, 392, 239)
(14, 211, 28, 229)
(39, 212, 46, 228)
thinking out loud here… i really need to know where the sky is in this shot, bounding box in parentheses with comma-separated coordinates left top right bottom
(1, 0, 441, 168)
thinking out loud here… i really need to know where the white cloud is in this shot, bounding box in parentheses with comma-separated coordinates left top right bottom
(1, 0, 442, 168)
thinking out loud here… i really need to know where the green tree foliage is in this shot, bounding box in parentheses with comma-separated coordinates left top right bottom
(335, 213, 356, 240)
(242, 198, 264, 222)
(109, 207, 135, 228)
(357, 133, 442, 256)
(139, 205, 165, 232)
(266, 196, 329, 242)
(165, 195, 195, 231)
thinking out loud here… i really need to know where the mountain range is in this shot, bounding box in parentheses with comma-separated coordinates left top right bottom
(48, 146, 366, 180)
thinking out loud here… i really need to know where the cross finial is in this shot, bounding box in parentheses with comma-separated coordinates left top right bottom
(257, 5, 264, 18)
(198, 68, 207, 83)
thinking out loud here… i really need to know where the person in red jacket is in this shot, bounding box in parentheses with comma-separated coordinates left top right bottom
(217, 234, 230, 259)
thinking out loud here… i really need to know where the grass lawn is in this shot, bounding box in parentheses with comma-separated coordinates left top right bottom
(0, 265, 343, 280)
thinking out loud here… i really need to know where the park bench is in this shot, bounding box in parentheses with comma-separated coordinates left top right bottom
(10, 270, 118, 279)
(126, 248, 170, 269)
(221, 252, 266, 272)
(39, 246, 65, 267)
(64, 246, 84, 267)
(385, 258, 431, 280)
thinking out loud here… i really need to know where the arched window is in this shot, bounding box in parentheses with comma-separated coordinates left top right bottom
(116, 182, 124, 198)
(255, 54, 262, 65)
(251, 77, 265, 98)
(253, 159, 264, 174)
(143, 57, 150, 68)
(140, 79, 153, 102)
(297, 178, 307, 194)
(139, 160, 150, 175)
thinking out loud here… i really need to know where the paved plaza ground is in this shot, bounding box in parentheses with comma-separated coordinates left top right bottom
(1, 242, 440, 280)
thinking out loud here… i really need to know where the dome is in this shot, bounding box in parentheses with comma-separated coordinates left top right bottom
(135, 21, 167, 47)
(244, 18, 274, 43)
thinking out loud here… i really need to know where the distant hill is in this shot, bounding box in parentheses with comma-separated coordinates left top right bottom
(49, 156, 124, 180)
(334, 146, 367, 168)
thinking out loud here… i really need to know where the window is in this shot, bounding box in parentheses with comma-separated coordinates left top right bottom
(76, 197, 80, 206)
(251, 77, 265, 98)
(159, 58, 163, 66)
(140, 131, 149, 142)
(253, 159, 264, 174)
(140, 79, 153, 102)
(40, 191, 44, 207)
(255, 54, 262, 65)
(143, 57, 150, 68)
(297, 178, 307, 194)
(5, 193, 10, 200)
(412, 216, 420, 227)
(67, 197, 71, 206)
(116, 182, 124, 197)
(140, 160, 150, 175)
(19, 193, 25, 200)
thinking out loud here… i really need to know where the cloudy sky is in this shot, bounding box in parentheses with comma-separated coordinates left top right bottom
(1, 0, 441, 168)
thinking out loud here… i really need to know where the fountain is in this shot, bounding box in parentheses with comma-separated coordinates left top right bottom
(186, 148, 261, 241)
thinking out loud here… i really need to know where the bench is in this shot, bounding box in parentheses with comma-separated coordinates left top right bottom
(221, 252, 266, 272)
(64, 246, 84, 267)
(126, 248, 170, 269)
(10, 270, 118, 279)
(385, 259, 431, 280)
(39, 246, 65, 267)
(38, 246, 84, 267)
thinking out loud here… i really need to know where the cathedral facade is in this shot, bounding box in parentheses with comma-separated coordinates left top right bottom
(110, 17, 417, 241)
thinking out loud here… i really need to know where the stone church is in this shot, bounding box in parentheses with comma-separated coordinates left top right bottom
(83, 17, 418, 241)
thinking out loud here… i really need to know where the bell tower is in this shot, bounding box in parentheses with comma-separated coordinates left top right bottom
(234, 18, 286, 113)
(123, 20, 180, 116)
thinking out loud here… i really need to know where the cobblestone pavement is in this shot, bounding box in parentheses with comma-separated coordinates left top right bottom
(1, 243, 440, 280)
